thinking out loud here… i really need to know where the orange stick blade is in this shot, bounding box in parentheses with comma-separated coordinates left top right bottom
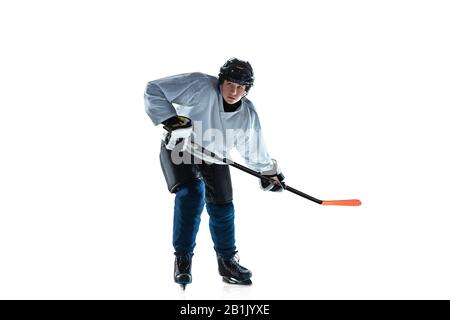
(321, 199, 362, 206)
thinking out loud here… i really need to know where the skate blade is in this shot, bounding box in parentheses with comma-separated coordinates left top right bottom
(175, 274, 192, 285)
(180, 284, 187, 291)
(222, 277, 252, 285)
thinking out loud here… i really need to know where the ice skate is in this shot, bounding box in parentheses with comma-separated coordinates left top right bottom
(174, 254, 192, 290)
(217, 254, 252, 285)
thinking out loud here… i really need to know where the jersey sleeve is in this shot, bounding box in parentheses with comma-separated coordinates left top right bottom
(144, 72, 208, 125)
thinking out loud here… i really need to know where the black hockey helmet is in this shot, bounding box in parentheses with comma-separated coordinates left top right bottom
(219, 58, 254, 91)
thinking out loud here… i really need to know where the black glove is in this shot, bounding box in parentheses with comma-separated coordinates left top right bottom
(259, 159, 285, 192)
(161, 116, 193, 150)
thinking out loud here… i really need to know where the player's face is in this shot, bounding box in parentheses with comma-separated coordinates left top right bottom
(220, 80, 247, 104)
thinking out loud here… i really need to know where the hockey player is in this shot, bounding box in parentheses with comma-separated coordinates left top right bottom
(144, 58, 285, 288)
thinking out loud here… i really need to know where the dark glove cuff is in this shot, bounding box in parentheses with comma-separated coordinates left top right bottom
(161, 116, 180, 127)
(162, 116, 192, 131)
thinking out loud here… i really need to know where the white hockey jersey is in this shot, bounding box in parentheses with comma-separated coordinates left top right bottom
(144, 72, 274, 172)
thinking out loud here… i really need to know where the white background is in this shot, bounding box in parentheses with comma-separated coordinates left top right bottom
(1, 0, 449, 299)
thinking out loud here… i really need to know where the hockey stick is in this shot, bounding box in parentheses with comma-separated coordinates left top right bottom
(189, 142, 361, 206)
